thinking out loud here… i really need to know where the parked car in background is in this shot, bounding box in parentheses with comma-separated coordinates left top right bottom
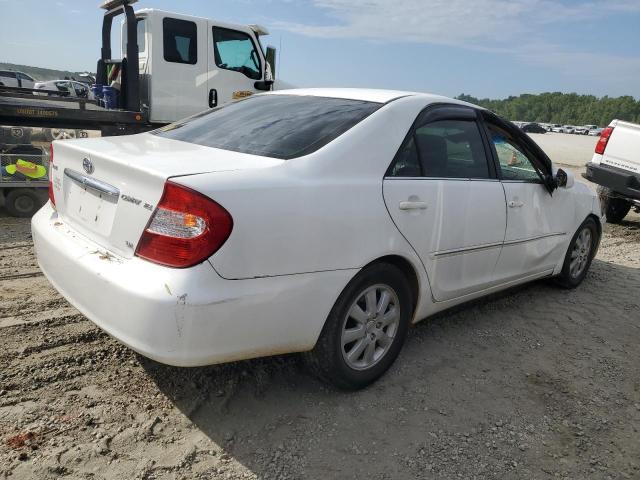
(33, 89, 602, 389)
(562, 125, 576, 134)
(584, 119, 640, 224)
(574, 126, 589, 135)
(588, 127, 604, 136)
(551, 124, 564, 133)
(522, 122, 547, 134)
(0, 70, 36, 88)
(34, 80, 94, 99)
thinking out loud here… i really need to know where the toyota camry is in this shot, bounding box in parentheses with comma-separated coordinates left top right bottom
(32, 89, 602, 389)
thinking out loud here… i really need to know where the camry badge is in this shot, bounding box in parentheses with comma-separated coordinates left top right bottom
(82, 157, 94, 174)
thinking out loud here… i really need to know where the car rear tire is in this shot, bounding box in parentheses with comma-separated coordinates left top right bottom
(555, 217, 599, 289)
(598, 187, 631, 224)
(304, 262, 413, 390)
(5, 189, 43, 218)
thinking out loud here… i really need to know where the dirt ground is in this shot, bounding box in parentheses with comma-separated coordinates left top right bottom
(1, 144, 639, 479)
(528, 132, 598, 168)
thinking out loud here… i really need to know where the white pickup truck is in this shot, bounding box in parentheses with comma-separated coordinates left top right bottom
(583, 119, 640, 223)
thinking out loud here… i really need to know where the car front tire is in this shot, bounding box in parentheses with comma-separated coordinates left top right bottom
(555, 217, 599, 289)
(305, 262, 413, 390)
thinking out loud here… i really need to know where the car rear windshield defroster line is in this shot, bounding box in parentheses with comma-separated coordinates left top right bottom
(152, 95, 382, 160)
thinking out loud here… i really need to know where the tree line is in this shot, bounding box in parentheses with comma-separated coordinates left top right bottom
(456, 92, 640, 127)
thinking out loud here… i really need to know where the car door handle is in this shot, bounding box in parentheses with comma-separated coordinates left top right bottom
(508, 200, 524, 208)
(399, 201, 428, 210)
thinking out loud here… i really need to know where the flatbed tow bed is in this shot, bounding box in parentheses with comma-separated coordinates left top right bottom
(0, 87, 152, 135)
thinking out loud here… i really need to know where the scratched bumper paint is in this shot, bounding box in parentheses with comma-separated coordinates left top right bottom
(31, 203, 355, 366)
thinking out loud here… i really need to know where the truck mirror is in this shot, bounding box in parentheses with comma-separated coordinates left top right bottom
(266, 46, 276, 79)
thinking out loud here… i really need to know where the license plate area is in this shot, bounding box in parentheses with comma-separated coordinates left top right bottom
(63, 169, 119, 237)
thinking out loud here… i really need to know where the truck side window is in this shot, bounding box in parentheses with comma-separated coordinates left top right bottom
(212, 27, 261, 80)
(163, 18, 197, 65)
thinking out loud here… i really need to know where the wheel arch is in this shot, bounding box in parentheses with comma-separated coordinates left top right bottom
(586, 213, 603, 253)
(361, 254, 420, 315)
(587, 213, 602, 236)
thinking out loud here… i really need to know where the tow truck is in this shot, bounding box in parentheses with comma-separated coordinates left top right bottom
(0, 0, 277, 216)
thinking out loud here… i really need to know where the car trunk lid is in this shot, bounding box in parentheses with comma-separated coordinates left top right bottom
(50, 133, 282, 259)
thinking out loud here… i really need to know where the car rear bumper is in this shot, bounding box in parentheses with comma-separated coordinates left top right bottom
(583, 162, 640, 201)
(32, 203, 354, 366)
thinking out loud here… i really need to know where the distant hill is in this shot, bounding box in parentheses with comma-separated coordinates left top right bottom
(0, 62, 94, 82)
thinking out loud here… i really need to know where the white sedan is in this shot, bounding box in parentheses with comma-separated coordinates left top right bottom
(32, 89, 602, 389)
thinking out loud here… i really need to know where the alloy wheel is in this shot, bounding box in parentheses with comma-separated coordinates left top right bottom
(341, 284, 400, 370)
(569, 227, 592, 278)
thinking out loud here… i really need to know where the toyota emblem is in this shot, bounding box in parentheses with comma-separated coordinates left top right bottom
(82, 157, 94, 174)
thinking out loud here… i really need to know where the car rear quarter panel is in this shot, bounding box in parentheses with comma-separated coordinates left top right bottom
(174, 99, 427, 281)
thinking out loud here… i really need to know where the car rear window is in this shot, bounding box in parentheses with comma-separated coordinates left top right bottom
(152, 95, 382, 159)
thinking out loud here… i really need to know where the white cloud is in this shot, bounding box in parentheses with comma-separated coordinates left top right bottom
(276, 0, 639, 48)
(274, 0, 640, 94)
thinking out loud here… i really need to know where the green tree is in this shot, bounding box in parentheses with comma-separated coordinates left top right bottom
(456, 92, 640, 126)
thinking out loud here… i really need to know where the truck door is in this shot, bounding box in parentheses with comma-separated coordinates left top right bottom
(150, 15, 208, 122)
(207, 23, 264, 107)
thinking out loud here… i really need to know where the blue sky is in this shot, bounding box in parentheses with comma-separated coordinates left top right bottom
(1, 0, 639, 99)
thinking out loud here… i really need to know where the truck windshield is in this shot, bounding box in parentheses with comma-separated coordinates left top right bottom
(152, 95, 381, 159)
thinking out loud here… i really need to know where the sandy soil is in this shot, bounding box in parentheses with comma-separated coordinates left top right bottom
(1, 141, 639, 479)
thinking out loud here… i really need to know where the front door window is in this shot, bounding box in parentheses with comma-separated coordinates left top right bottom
(487, 127, 542, 182)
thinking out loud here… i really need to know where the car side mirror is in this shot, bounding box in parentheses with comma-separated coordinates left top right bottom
(554, 168, 574, 189)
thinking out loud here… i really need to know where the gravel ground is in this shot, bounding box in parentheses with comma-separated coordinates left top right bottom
(1, 159, 639, 479)
(527, 132, 598, 168)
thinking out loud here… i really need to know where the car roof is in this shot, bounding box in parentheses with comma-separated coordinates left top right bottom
(268, 88, 457, 105)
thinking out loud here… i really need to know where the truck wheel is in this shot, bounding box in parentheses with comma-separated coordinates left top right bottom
(598, 186, 631, 224)
(5, 189, 43, 217)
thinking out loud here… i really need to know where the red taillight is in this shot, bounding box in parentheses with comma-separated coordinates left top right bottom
(48, 143, 56, 207)
(595, 126, 614, 155)
(135, 181, 233, 268)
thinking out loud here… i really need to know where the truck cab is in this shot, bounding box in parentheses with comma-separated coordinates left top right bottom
(126, 8, 275, 123)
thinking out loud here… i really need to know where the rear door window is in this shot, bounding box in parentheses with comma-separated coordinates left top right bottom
(163, 18, 197, 64)
(153, 95, 381, 159)
(415, 120, 490, 179)
(388, 117, 491, 179)
(212, 27, 261, 80)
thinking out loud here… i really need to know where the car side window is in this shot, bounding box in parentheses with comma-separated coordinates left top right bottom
(212, 27, 261, 80)
(73, 83, 87, 97)
(414, 119, 490, 179)
(163, 18, 197, 65)
(55, 81, 70, 93)
(487, 125, 542, 182)
(388, 136, 421, 177)
(388, 118, 491, 179)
